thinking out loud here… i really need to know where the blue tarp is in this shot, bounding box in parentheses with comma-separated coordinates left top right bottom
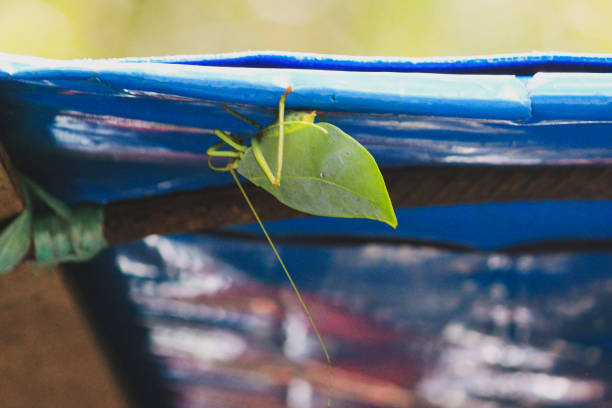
(2, 52, 611, 407)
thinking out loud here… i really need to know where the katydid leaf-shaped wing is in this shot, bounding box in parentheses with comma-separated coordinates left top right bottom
(237, 123, 397, 228)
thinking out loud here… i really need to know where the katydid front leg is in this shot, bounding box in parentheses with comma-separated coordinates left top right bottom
(206, 131, 246, 171)
(212, 130, 247, 153)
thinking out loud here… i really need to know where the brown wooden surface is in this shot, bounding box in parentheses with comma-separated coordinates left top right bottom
(0, 143, 24, 223)
(0, 264, 129, 408)
(104, 165, 612, 245)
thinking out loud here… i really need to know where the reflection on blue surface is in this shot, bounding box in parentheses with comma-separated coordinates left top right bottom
(1, 53, 611, 204)
(0, 53, 611, 249)
(2, 52, 611, 406)
(112, 234, 612, 407)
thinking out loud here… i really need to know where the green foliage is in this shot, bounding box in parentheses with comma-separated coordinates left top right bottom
(237, 122, 397, 227)
(2, 0, 612, 59)
(0, 174, 107, 275)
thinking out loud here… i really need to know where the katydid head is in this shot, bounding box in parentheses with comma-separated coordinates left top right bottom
(265, 110, 318, 134)
(285, 110, 316, 123)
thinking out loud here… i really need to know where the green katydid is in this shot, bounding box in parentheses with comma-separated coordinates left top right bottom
(208, 86, 397, 227)
(206, 86, 397, 407)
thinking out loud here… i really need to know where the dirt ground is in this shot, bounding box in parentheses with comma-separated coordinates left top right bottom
(0, 263, 129, 408)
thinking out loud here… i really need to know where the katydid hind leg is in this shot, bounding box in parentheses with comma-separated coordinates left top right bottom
(251, 136, 277, 186)
(273, 86, 293, 187)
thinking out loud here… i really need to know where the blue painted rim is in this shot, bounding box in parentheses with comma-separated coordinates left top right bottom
(115, 51, 612, 75)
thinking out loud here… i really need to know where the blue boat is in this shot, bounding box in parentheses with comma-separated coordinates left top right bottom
(1, 52, 611, 407)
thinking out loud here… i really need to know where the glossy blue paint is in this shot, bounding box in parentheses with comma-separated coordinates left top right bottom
(6, 62, 531, 119)
(5, 52, 608, 408)
(117, 51, 612, 74)
(0, 52, 611, 249)
(528, 73, 612, 121)
(228, 201, 612, 250)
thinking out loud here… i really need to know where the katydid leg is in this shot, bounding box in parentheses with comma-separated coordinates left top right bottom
(213, 130, 247, 152)
(251, 136, 277, 186)
(206, 139, 242, 171)
(273, 86, 293, 187)
(207, 156, 237, 171)
(219, 104, 263, 130)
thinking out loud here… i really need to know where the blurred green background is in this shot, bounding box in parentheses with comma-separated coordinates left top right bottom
(0, 0, 611, 59)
